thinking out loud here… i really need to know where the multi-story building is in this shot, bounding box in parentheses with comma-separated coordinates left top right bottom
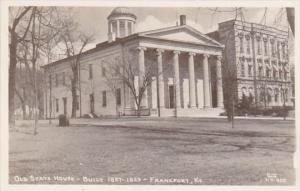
(208, 20, 293, 107)
(42, 8, 225, 118)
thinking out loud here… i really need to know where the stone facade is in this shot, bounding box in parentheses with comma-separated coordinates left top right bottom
(208, 20, 293, 107)
(42, 8, 225, 118)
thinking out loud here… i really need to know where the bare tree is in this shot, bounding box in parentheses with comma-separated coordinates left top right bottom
(9, 7, 33, 127)
(58, 18, 94, 118)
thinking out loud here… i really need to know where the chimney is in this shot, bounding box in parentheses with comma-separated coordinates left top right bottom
(179, 15, 186, 26)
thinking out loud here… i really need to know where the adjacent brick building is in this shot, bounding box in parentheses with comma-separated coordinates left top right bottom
(207, 20, 293, 107)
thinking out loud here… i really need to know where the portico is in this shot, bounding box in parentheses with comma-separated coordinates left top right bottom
(127, 29, 224, 116)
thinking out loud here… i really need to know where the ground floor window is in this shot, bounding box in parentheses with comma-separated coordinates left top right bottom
(116, 88, 121, 106)
(102, 91, 107, 107)
(90, 93, 94, 113)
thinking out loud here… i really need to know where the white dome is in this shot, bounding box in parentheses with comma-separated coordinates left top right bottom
(108, 7, 137, 20)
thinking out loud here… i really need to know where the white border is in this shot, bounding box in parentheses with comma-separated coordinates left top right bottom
(1, 1, 299, 191)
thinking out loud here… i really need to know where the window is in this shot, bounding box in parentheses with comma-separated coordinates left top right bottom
(62, 72, 65, 85)
(264, 40, 268, 55)
(128, 22, 132, 35)
(90, 93, 94, 113)
(102, 66, 106, 77)
(258, 66, 263, 78)
(55, 74, 58, 87)
(282, 44, 286, 59)
(240, 36, 244, 53)
(257, 38, 261, 55)
(89, 64, 93, 79)
(284, 72, 288, 80)
(241, 62, 245, 77)
(246, 36, 250, 54)
(56, 98, 59, 112)
(116, 88, 121, 105)
(102, 91, 107, 107)
(279, 70, 282, 79)
(271, 40, 275, 56)
(248, 64, 252, 77)
(277, 42, 281, 58)
(273, 69, 277, 79)
(266, 68, 270, 78)
(274, 89, 279, 102)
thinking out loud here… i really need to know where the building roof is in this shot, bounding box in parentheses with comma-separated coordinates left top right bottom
(107, 7, 137, 20)
(42, 24, 224, 69)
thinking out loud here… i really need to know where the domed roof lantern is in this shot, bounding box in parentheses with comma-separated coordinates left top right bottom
(108, 7, 137, 20)
(107, 7, 137, 42)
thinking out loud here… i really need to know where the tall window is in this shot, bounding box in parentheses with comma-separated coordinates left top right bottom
(102, 91, 107, 107)
(258, 66, 263, 78)
(90, 93, 94, 113)
(248, 64, 252, 77)
(245, 35, 250, 54)
(277, 41, 281, 58)
(279, 69, 282, 79)
(282, 44, 286, 59)
(239, 36, 244, 53)
(116, 88, 121, 105)
(271, 40, 275, 56)
(273, 69, 277, 79)
(240, 62, 245, 77)
(266, 68, 270, 78)
(264, 39, 268, 55)
(257, 38, 261, 55)
(89, 64, 93, 79)
(102, 66, 106, 77)
(56, 98, 59, 112)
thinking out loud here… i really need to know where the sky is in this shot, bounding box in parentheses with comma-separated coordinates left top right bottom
(69, 7, 290, 49)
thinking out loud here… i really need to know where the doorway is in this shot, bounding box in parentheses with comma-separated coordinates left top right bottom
(90, 93, 94, 114)
(169, 85, 174, 108)
(63, 97, 67, 115)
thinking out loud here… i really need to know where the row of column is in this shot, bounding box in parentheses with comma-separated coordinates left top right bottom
(136, 47, 224, 109)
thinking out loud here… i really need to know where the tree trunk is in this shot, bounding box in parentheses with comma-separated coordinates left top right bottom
(71, 79, 77, 118)
(9, 33, 17, 127)
(21, 103, 26, 120)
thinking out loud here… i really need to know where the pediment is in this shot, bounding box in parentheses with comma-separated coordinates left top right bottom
(139, 25, 223, 47)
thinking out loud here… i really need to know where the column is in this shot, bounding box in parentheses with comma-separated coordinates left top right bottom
(188, 52, 196, 108)
(203, 54, 211, 108)
(137, 47, 148, 108)
(216, 55, 224, 108)
(156, 49, 165, 108)
(173, 51, 181, 108)
(125, 20, 128, 36)
(116, 20, 120, 38)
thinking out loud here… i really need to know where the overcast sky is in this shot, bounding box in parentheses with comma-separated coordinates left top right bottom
(69, 7, 290, 49)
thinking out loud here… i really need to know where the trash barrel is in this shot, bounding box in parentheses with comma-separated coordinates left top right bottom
(58, 114, 69, 127)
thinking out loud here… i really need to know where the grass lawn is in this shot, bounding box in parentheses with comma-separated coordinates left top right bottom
(9, 117, 295, 185)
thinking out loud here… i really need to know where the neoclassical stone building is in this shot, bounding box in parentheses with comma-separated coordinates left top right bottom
(43, 8, 225, 118)
(208, 20, 293, 107)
